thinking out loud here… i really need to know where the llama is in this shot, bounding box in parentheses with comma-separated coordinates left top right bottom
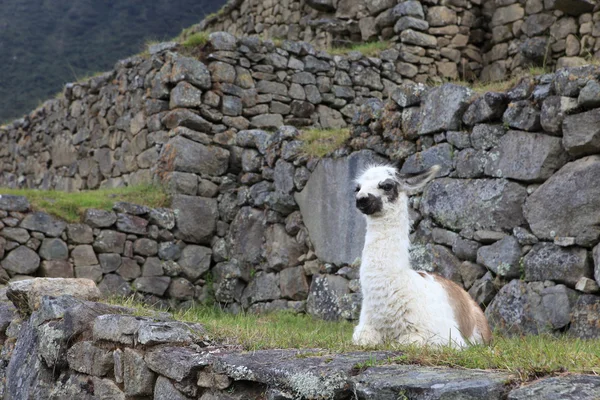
(352, 164, 491, 348)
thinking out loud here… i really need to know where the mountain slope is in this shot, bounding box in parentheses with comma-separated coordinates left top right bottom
(0, 0, 223, 122)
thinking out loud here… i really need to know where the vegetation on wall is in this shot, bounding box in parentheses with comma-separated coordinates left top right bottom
(0, 0, 224, 123)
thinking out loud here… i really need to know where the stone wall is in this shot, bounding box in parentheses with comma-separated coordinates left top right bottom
(2, 33, 600, 338)
(1, 279, 598, 399)
(193, 0, 600, 82)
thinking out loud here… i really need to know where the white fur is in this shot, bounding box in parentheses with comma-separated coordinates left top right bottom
(352, 165, 474, 348)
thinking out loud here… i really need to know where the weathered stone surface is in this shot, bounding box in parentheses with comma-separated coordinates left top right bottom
(163, 136, 229, 176)
(93, 314, 148, 345)
(502, 101, 541, 131)
(67, 341, 113, 376)
(354, 364, 511, 400)
(167, 277, 194, 299)
(93, 230, 126, 254)
(524, 156, 600, 243)
(172, 195, 218, 244)
(391, 82, 427, 108)
(1, 228, 30, 244)
(154, 376, 192, 400)
(280, 266, 309, 300)
(306, 274, 349, 320)
(123, 348, 156, 396)
(149, 208, 176, 229)
(20, 212, 66, 237)
(138, 321, 202, 346)
(400, 143, 454, 177)
(421, 178, 527, 232)
(72, 245, 98, 266)
(92, 377, 126, 400)
(295, 150, 385, 266)
(213, 261, 244, 303)
(178, 245, 211, 280)
(486, 280, 577, 335)
(40, 260, 74, 278)
(145, 346, 209, 381)
(476, 236, 521, 278)
(133, 276, 171, 296)
(485, 131, 567, 182)
(98, 274, 132, 297)
(83, 209, 117, 228)
(0, 195, 29, 212)
(508, 374, 600, 400)
(410, 244, 462, 284)
(2, 245, 40, 274)
(401, 30, 437, 48)
(562, 108, 600, 156)
(242, 272, 281, 307)
(170, 54, 211, 89)
(265, 224, 306, 271)
(76, 265, 103, 283)
(229, 207, 266, 265)
(524, 243, 591, 287)
(418, 84, 472, 135)
(570, 295, 600, 338)
(116, 214, 148, 235)
(7, 278, 100, 314)
(540, 96, 578, 135)
(463, 92, 508, 126)
(67, 224, 94, 244)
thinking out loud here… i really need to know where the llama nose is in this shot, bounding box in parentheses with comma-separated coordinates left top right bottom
(356, 196, 370, 209)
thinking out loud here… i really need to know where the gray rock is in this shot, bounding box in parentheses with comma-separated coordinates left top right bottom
(92, 377, 126, 400)
(393, 1, 424, 19)
(170, 54, 211, 89)
(463, 92, 508, 126)
(265, 224, 306, 271)
(178, 245, 211, 280)
(154, 376, 193, 400)
(354, 364, 511, 400)
(8, 278, 100, 314)
(1, 227, 30, 244)
(471, 124, 505, 150)
(76, 265, 103, 283)
(93, 314, 148, 345)
(410, 244, 462, 284)
(476, 236, 521, 278)
(123, 348, 156, 396)
(138, 321, 202, 346)
(168, 277, 195, 299)
(93, 230, 127, 254)
(540, 96, 578, 135)
(576, 277, 599, 293)
(242, 272, 281, 308)
(250, 114, 284, 130)
(502, 101, 541, 131)
(524, 156, 600, 243)
(280, 266, 310, 301)
(391, 82, 427, 108)
(524, 243, 591, 288)
(453, 237, 481, 262)
(295, 150, 385, 266)
(570, 295, 600, 338)
(99, 253, 122, 273)
(229, 207, 266, 266)
(485, 131, 567, 182)
(20, 212, 66, 237)
(562, 108, 600, 156)
(418, 84, 472, 135)
(71, 244, 98, 266)
(306, 274, 349, 320)
(459, 261, 487, 290)
(67, 341, 113, 376)
(98, 274, 132, 297)
(213, 261, 244, 303)
(508, 374, 600, 400)
(473, 230, 507, 243)
(170, 81, 203, 109)
(116, 214, 148, 235)
(578, 80, 600, 108)
(0, 195, 29, 212)
(83, 209, 117, 228)
(149, 208, 176, 230)
(133, 276, 170, 296)
(421, 178, 527, 232)
(163, 136, 229, 176)
(455, 149, 487, 178)
(2, 245, 40, 274)
(172, 195, 218, 245)
(394, 16, 429, 33)
(133, 238, 158, 256)
(542, 284, 579, 329)
(400, 143, 454, 177)
(145, 346, 209, 381)
(67, 224, 94, 244)
(317, 105, 346, 129)
(40, 260, 74, 278)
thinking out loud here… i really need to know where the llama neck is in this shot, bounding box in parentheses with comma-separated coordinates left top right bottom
(361, 194, 412, 273)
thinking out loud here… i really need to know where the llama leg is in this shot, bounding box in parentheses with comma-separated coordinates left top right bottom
(352, 324, 382, 346)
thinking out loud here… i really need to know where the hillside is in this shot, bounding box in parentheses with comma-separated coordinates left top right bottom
(0, 0, 224, 122)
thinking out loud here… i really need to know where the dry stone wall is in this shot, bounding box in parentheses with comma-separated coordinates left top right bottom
(2, 33, 600, 339)
(1, 280, 598, 399)
(194, 0, 600, 82)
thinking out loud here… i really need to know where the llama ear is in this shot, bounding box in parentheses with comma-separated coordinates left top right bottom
(396, 165, 440, 190)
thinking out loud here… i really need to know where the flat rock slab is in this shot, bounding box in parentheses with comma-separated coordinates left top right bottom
(354, 365, 513, 400)
(508, 374, 600, 400)
(7, 278, 101, 314)
(212, 349, 398, 399)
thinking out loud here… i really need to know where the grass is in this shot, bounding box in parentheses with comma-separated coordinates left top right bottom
(0, 184, 169, 223)
(328, 41, 390, 57)
(181, 31, 210, 48)
(298, 128, 351, 158)
(107, 298, 600, 382)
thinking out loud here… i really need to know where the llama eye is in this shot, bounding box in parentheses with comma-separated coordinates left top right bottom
(354, 186, 361, 193)
(380, 184, 393, 191)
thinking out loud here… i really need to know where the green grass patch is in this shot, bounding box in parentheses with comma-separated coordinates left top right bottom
(181, 31, 210, 48)
(328, 41, 390, 57)
(0, 184, 169, 223)
(106, 299, 600, 381)
(299, 128, 351, 158)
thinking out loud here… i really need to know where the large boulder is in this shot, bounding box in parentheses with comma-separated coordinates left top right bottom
(523, 243, 591, 288)
(171, 195, 218, 245)
(306, 274, 350, 320)
(524, 156, 600, 244)
(476, 236, 521, 279)
(485, 131, 567, 182)
(2, 245, 40, 274)
(295, 150, 385, 266)
(264, 224, 306, 271)
(229, 207, 267, 266)
(421, 178, 527, 232)
(0, 195, 29, 212)
(486, 280, 578, 336)
(20, 212, 66, 237)
(418, 84, 473, 135)
(162, 136, 229, 176)
(562, 106, 600, 157)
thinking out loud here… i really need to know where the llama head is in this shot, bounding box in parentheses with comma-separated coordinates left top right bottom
(354, 164, 440, 216)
